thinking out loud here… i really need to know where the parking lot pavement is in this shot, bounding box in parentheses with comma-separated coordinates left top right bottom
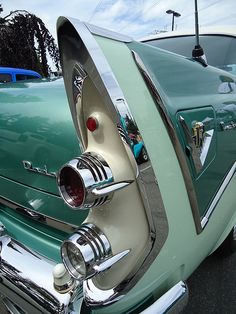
(0, 299, 9, 313)
(183, 251, 236, 314)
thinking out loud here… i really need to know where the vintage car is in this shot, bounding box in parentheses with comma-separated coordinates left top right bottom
(0, 67, 42, 83)
(0, 17, 236, 313)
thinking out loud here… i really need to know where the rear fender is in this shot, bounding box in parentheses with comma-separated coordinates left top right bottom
(57, 17, 168, 306)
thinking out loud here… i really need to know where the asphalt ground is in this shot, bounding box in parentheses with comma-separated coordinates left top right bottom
(183, 251, 236, 314)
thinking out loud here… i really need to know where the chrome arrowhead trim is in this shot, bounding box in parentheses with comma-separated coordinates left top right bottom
(91, 180, 134, 196)
(92, 249, 130, 273)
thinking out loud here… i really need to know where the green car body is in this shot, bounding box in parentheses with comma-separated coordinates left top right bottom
(0, 18, 236, 314)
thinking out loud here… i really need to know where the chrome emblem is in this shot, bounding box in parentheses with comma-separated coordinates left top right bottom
(73, 76, 84, 96)
(22, 161, 56, 178)
(192, 122, 214, 166)
(72, 64, 87, 102)
(192, 122, 204, 149)
(179, 116, 214, 174)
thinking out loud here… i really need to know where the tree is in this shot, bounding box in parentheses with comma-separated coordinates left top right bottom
(0, 5, 60, 77)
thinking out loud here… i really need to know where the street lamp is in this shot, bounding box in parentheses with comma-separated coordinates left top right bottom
(166, 9, 181, 31)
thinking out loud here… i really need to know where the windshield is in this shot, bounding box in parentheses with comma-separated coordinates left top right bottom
(146, 35, 236, 75)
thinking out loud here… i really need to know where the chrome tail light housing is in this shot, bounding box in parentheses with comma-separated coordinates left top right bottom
(58, 152, 113, 209)
(61, 224, 111, 280)
(61, 223, 130, 282)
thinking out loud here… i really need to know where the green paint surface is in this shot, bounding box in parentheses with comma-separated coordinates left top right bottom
(91, 35, 236, 313)
(0, 78, 88, 225)
(128, 40, 236, 217)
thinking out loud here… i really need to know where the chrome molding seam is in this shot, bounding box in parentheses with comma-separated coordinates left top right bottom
(201, 161, 236, 228)
(0, 196, 77, 233)
(57, 17, 168, 306)
(85, 22, 132, 43)
(0, 235, 81, 313)
(141, 281, 188, 314)
(131, 50, 202, 234)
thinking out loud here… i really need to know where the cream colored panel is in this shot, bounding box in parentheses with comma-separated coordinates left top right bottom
(81, 77, 150, 289)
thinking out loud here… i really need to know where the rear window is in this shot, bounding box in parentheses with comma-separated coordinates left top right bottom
(146, 35, 236, 75)
(16, 74, 39, 81)
(0, 73, 12, 83)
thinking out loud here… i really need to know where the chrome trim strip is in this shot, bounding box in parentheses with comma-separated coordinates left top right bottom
(0, 196, 77, 233)
(132, 50, 202, 234)
(57, 17, 169, 306)
(141, 281, 188, 314)
(200, 129, 214, 165)
(84, 22, 133, 43)
(0, 235, 82, 313)
(201, 161, 236, 228)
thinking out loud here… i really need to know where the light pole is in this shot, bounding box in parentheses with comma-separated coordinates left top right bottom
(166, 9, 181, 31)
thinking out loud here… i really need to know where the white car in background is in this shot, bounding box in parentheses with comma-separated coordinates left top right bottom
(141, 27, 236, 76)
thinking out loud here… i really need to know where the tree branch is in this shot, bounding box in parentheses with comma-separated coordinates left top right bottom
(3, 10, 31, 20)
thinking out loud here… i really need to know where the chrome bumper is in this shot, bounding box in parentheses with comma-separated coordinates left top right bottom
(141, 281, 188, 314)
(0, 233, 188, 314)
(0, 235, 81, 314)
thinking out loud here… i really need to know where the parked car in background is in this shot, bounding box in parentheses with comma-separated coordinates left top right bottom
(0, 18, 236, 313)
(0, 66, 41, 83)
(141, 26, 236, 76)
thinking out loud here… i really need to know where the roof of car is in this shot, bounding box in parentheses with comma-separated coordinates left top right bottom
(141, 26, 236, 42)
(0, 66, 41, 77)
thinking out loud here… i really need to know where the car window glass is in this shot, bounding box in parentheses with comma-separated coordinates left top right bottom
(146, 35, 236, 74)
(16, 74, 39, 81)
(0, 73, 12, 83)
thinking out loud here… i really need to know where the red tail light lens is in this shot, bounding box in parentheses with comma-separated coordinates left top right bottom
(59, 167, 85, 208)
(86, 116, 98, 132)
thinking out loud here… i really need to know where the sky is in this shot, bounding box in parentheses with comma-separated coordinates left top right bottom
(1, 0, 235, 41)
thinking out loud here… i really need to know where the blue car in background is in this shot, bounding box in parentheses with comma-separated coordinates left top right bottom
(120, 116, 149, 164)
(0, 67, 41, 83)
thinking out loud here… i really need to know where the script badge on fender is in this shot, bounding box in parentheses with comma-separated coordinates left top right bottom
(22, 160, 56, 178)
